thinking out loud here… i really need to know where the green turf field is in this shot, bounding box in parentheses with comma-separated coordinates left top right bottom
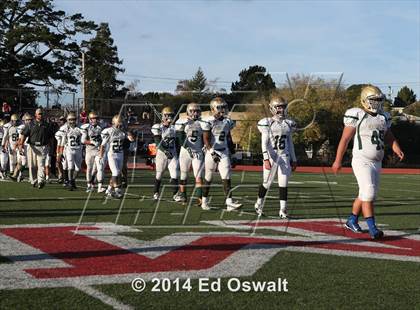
(0, 170, 419, 309)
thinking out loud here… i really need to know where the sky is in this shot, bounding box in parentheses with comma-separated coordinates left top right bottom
(56, 0, 420, 97)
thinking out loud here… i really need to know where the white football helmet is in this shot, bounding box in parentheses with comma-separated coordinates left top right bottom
(210, 97, 228, 118)
(269, 96, 288, 119)
(186, 102, 201, 120)
(67, 112, 77, 128)
(361, 85, 385, 114)
(23, 113, 33, 123)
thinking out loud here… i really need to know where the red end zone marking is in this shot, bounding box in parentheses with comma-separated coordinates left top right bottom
(246, 221, 420, 257)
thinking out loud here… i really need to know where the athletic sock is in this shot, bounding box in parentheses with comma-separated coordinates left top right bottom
(154, 179, 161, 194)
(365, 216, 377, 232)
(223, 179, 232, 198)
(258, 184, 267, 199)
(202, 179, 211, 198)
(170, 178, 179, 196)
(195, 186, 202, 198)
(349, 213, 359, 223)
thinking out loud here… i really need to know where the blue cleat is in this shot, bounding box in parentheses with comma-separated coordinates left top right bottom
(369, 228, 384, 240)
(345, 219, 362, 233)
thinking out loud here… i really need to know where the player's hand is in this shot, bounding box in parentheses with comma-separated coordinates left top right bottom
(263, 159, 271, 170)
(211, 151, 221, 163)
(164, 150, 173, 159)
(332, 161, 341, 175)
(393, 147, 404, 161)
(291, 161, 297, 171)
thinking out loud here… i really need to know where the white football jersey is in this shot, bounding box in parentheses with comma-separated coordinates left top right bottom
(257, 117, 296, 159)
(175, 118, 207, 152)
(64, 126, 83, 150)
(81, 123, 103, 150)
(5, 124, 20, 148)
(56, 124, 70, 147)
(344, 107, 391, 161)
(17, 124, 29, 146)
(0, 126, 4, 147)
(202, 116, 235, 151)
(101, 127, 126, 154)
(1, 123, 12, 147)
(151, 123, 177, 152)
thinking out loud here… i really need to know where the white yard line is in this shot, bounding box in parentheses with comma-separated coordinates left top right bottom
(76, 285, 133, 310)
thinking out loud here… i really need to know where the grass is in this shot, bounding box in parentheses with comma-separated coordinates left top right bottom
(0, 169, 419, 309)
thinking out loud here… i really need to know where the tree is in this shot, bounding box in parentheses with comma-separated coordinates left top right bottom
(231, 65, 276, 102)
(0, 0, 96, 90)
(83, 22, 124, 106)
(394, 86, 417, 107)
(175, 67, 208, 94)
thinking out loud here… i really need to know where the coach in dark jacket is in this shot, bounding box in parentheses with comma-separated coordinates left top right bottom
(20, 108, 54, 188)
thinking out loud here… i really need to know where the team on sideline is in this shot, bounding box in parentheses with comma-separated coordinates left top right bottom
(0, 86, 404, 239)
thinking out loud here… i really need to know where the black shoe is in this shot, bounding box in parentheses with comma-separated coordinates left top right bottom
(57, 178, 63, 184)
(9, 175, 17, 182)
(32, 181, 38, 188)
(38, 182, 45, 189)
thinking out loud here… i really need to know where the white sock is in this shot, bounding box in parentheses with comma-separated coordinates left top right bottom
(226, 197, 232, 204)
(257, 198, 263, 205)
(280, 200, 287, 211)
(202, 197, 208, 204)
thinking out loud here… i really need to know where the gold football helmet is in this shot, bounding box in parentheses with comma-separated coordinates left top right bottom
(67, 112, 77, 127)
(112, 114, 123, 128)
(0, 119, 4, 127)
(23, 113, 33, 122)
(269, 96, 288, 118)
(161, 106, 174, 124)
(89, 111, 99, 125)
(361, 85, 385, 114)
(186, 102, 201, 120)
(10, 114, 18, 122)
(210, 97, 227, 118)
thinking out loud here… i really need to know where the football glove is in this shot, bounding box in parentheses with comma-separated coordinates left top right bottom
(164, 150, 174, 159)
(211, 151, 221, 163)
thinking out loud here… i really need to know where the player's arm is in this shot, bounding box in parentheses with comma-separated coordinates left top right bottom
(385, 130, 404, 161)
(81, 127, 91, 145)
(332, 126, 356, 174)
(2, 127, 9, 150)
(287, 134, 297, 171)
(203, 130, 211, 151)
(227, 131, 235, 155)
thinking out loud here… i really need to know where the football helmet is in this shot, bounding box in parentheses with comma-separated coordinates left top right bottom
(186, 102, 201, 120)
(210, 97, 227, 118)
(0, 119, 4, 127)
(23, 113, 32, 122)
(89, 111, 99, 125)
(67, 112, 77, 127)
(361, 85, 385, 114)
(10, 114, 18, 125)
(112, 114, 123, 128)
(161, 107, 174, 124)
(269, 96, 288, 118)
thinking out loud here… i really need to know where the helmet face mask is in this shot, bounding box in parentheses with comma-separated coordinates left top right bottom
(187, 103, 201, 121)
(161, 107, 174, 125)
(23, 113, 32, 123)
(67, 113, 76, 128)
(210, 98, 228, 118)
(361, 85, 385, 114)
(89, 112, 98, 125)
(269, 97, 288, 119)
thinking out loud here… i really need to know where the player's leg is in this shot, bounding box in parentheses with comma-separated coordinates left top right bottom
(192, 153, 204, 205)
(255, 158, 277, 215)
(352, 159, 383, 239)
(277, 156, 291, 219)
(44, 153, 51, 183)
(8, 150, 17, 175)
(202, 151, 216, 210)
(153, 150, 168, 200)
(168, 155, 180, 200)
(179, 148, 192, 202)
(66, 148, 76, 190)
(95, 155, 106, 193)
(219, 154, 241, 211)
(85, 150, 95, 191)
(72, 150, 83, 189)
(36, 146, 47, 188)
(62, 148, 69, 187)
(27, 146, 37, 185)
(111, 154, 124, 198)
(0, 149, 8, 179)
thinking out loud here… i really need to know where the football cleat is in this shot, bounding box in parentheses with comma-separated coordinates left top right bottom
(38, 182, 45, 189)
(113, 189, 123, 199)
(369, 228, 384, 240)
(279, 208, 288, 219)
(254, 201, 264, 216)
(345, 219, 363, 233)
(153, 192, 160, 201)
(173, 192, 183, 202)
(97, 184, 106, 193)
(226, 198, 242, 212)
(201, 199, 211, 210)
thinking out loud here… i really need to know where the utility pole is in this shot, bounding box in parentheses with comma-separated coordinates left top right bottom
(81, 52, 86, 112)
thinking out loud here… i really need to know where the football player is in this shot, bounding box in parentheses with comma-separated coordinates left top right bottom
(2, 114, 20, 177)
(0, 119, 6, 179)
(151, 107, 180, 201)
(99, 115, 134, 198)
(59, 113, 83, 190)
(254, 96, 297, 218)
(10, 113, 32, 182)
(175, 102, 206, 203)
(201, 97, 242, 211)
(332, 85, 404, 239)
(81, 111, 104, 192)
(55, 116, 67, 184)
